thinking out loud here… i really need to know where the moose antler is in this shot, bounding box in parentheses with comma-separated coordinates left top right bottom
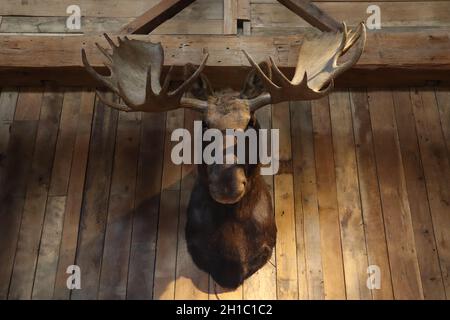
(82, 34, 209, 112)
(244, 22, 366, 111)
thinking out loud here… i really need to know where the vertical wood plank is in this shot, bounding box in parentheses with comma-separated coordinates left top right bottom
(8, 87, 62, 300)
(14, 88, 42, 121)
(32, 196, 66, 299)
(272, 101, 298, 300)
(48, 91, 81, 196)
(53, 90, 96, 299)
(242, 21, 251, 35)
(435, 88, 450, 162)
(0, 88, 18, 174)
(71, 93, 118, 300)
(0, 89, 38, 299)
(127, 112, 165, 300)
(311, 97, 346, 300)
(290, 101, 324, 300)
(329, 91, 371, 300)
(393, 89, 446, 299)
(368, 89, 423, 300)
(412, 88, 450, 297)
(350, 89, 393, 300)
(153, 109, 184, 300)
(237, 0, 250, 21)
(244, 104, 277, 300)
(98, 112, 140, 300)
(224, 0, 238, 34)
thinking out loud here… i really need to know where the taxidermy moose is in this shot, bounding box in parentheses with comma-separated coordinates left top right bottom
(82, 22, 366, 289)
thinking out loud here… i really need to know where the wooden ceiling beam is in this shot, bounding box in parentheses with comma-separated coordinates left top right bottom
(0, 30, 449, 87)
(120, 0, 196, 34)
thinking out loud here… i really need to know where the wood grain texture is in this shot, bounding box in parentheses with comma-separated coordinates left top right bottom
(349, 89, 393, 299)
(411, 89, 450, 298)
(290, 101, 324, 299)
(0, 88, 18, 166)
(224, 0, 238, 34)
(0, 30, 449, 87)
(368, 89, 423, 300)
(277, 0, 341, 31)
(71, 93, 118, 300)
(329, 91, 371, 299)
(0, 17, 224, 35)
(52, 90, 95, 299)
(272, 102, 298, 300)
(237, 0, 251, 21)
(98, 113, 140, 300)
(153, 109, 184, 300)
(392, 90, 446, 299)
(32, 196, 66, 299)
(120, 0, 197, 34)
(8, 87, 63, 300)
(0, 89, 28, 299)
(127, 112, 165, 300)
(0, 86, 450, 300)
(251, 2, 450, 32)
(311, 96, 346, 299)
(0, 89, 42, 300)
(435, 89, 450, 158)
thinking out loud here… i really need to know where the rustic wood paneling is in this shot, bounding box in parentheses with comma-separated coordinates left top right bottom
(0, 86, 449, 300)
(251, 1, 450, 35)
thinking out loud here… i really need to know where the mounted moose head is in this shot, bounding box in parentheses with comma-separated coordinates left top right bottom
(82, 22, 366, 288)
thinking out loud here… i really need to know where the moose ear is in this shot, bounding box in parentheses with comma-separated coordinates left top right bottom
(184, 63, 214, 100)
(240, 60, 272, 99)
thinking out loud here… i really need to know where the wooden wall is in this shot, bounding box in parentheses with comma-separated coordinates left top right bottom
(0, 0, 449, 301)
(0, 0, 449, 35)
(0, 0, 224, 34)
(0, 86, 449, 300)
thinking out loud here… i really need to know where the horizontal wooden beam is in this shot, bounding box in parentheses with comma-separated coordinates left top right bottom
(0, 30, 449, 88)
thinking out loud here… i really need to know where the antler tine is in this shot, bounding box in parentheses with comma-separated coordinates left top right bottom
(337, 22, 366, 72)
(95, 42, 113, 62)
(96, 91, 134, 112)
(138, 50, 209, 112)
(103, 33, 117, 49)
(342, 22, 364, 54)
(269, 56, 301, 88)
(81, 48, 117, 93)
(243, 50, 279, 91)
(173, 53, 210, 96)
(245, 23, 365, 112)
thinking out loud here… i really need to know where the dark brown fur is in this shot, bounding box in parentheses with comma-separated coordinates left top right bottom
(185, 63, 277, 289)
(186, 120, 276, 289)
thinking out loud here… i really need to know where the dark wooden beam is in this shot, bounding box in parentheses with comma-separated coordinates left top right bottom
(277, 0, 342, 32)
(0, 30, 449, 87)
(120, 0, 196, 34)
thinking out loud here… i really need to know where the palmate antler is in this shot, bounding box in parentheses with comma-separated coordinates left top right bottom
(82, 34, 209, 112)
(82, 23, 365, 115)
(244, 22, 366, 111)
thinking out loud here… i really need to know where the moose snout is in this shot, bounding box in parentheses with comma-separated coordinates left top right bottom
(208, 165, 247, 204)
